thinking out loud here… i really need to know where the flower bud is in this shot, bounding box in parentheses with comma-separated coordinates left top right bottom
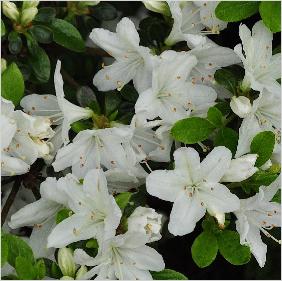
(1, 59, 7, 73)
(75, 266, 88, 280)
(143, 1, 170, 16)
(22, 1, 39, 10)
(221, 154, 258, 182)
(20, 7, 38, 26)
(127, 206, 162, 242)
(2, 1, 20, 22)
(230, 96, 252, 118)
(58, 248, 76, 278)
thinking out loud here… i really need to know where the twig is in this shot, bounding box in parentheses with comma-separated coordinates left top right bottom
(1, 176, 22, 226)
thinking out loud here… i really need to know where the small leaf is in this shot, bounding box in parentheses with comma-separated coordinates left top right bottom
(120, 84, 138, 103)
(214, 127, 238, 157)
(259, 2, 281, 33)
(215, 101, 231, 116)
(93, 2, 117, 21)
(1, 62, 25, 106)
(71, 120, 93, 133)
(215, 1, 259, 22)
(171, 117, 215, 144)
(56, 208, 73, 224)
(1, 236, 8, 266)
(207, 106, 223, 128)
(1, 19, 6, 36)
(51, 19, 85, 52)
(15, 256, 37, 280)
(104, 91, 122, 116)
(151, 269, 188, 280)
(250, 131, 275, 167)
(86, 239, 99, 249)
(77, 86, 97, 108)
(115, 192, 132, 212)
(34, 7, 56, 23)
(8, 31, 22, 55)
(35, 259, 46, 279)
(30, 25, 53, 43)
(218, 230, 251, 265)
(191, 231, 218, 268)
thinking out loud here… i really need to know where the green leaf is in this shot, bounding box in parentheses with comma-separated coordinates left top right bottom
(1, 236, 8, 266)
(171, 117, 215, 144)
(214, 127, 238, 157)
(30, 25, 53, 43)
(15, 256, 37, 280)
(120, 84, 138, 103)
(115, 192, 132, 212)
(93, 3, 117, 21)
(8, 31, 23, 55)
(1, 62, 25, 106)
(71, 120, 92, 133)
(218, 230, 251, 265)
(35, 259, 46, 279)
(56, 208, 73, 224)
(51, 19, 85, 52)
(1, 19, 6, 37)
(272, 189, 281, 203)
(250, 131, 275, 167)
(215, 1, 259, 22)
(2, 233, 34, 267)
(34, 7, 56, 23)
(151, 269, 188, 280)
(191, 231, 218, 268)
(86, 239, 99, 249)
(77, 86, 97, 107)
(215, 101, 231, 116)
(214, 65, 244, 95)
(259, 2, 281, 33)
(207, 107, 223, 128)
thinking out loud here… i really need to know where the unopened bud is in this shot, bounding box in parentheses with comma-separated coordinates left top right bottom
(75, 266, 88, 280)
(143, 1, 170, 16)
(58, 248, 76, 278)
(22, 1, 39, 10)
(20, 7, 38, 26)
(230, 96, 252, 118)
(2, 1, 20, 22)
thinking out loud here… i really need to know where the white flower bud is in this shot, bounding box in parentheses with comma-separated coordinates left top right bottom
(75, 266, 88, 280)
(230, 96, 252, 118)
(2, 1, 20, 22)
(1, 59, 7, 73)
(20, 7, 38, 26)
(127, 206, 162, 242)
(58, 248, 76, 278)
(143, 1, 170, 16)
(22, 1, 39, 10)
(221, 154, 258, 182)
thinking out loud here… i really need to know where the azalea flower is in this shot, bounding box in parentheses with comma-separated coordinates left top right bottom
(73, 232, 165, 280)
(165, 2, 226, 48)
(52, 126, 142, 179)
(55, 60, 93, 144)
(146, 147, 240, 235)
(234, 21, 281, 94)
(135, 50, 217, 125)
(235, 90, 281, 158)
(234, 176, 281, 267)
(230, 96, 252, 118)
(9, 177, 67, 258)
(127, 206, 162, 242)
(47, 169, 122, 248)
(90, 17, 154, 93)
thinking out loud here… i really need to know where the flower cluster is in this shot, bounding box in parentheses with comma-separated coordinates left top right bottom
(1, 1, 281, 280)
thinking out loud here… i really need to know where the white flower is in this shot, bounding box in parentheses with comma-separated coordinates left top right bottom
(221, 154, 258, 182)
(234, 176, 281, 267)
(143, 1, 170, 16)
(90, 17, 155, 93)
(127, 206, 162, 242)
(235, 89, 281, 158)
(135, 50, 217, 125)
(9, 177, 67, 258)
(47, 169, 122, 248)
(73, 232, 165, 280)
(146, 147, 240, 235)
(55, 60, 93, 144)
(230, 96, 252, 118)
(52, 126, 141, 179)
(234, 21, 281, 94)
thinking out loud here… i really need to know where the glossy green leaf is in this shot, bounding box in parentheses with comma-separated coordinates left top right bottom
(207, 106, 223, 128)
(115, 192, 132, 212)
(259, 1, 281, 33)
(15, 256, 36, 280)
(8, 31, 22, 55)
(30, 25, 53, 43)
(151, 269, 188, 280)
(34, 7, 56, 23)
(214, 127, 238, 156)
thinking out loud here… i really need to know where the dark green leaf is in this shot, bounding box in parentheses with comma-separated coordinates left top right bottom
(35, 259, 46, 279)
(250, 131, 275, 167)
(93, 3, 117, 21)
(171, 117, 215, 144)
(120, 84, 139, 103)
(77, 86, 97, 107)
(34, 7, 56, 23)
(15, 256, 37, 280)
(30, 25, 53, 43)
(51, 19, 85, 52)
(218, 230, 251, 265)
(104, 91, 121, 116)
(115, 192, 132, 212)
(56, 208, 73, 224)
(8, 31, 22, 55)
(151, 269, 188, 280)
(207, 107, 223, 128)
(71, 120, 93, 133)
(214, 127, 238, 156)
(191, 231, 218, 268)
(215, 1, 259, 22)
(215, 101, 231, 116)
(259, 2, 281, 33)
(272, 189, 281, 203)
(1, 62, 25, 106)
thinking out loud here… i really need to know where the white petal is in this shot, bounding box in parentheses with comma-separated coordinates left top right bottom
(0, 114, 16, 149)
(1, 153, 30, 176)
(262, 175, 281, 202)
(133, 63, 153, 93)
(74, 249, 97, 266)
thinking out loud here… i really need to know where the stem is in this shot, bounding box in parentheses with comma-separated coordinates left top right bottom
(1, 176, 22, 226)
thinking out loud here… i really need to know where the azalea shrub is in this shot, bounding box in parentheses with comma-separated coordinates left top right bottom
(1, 1, 281, 280)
